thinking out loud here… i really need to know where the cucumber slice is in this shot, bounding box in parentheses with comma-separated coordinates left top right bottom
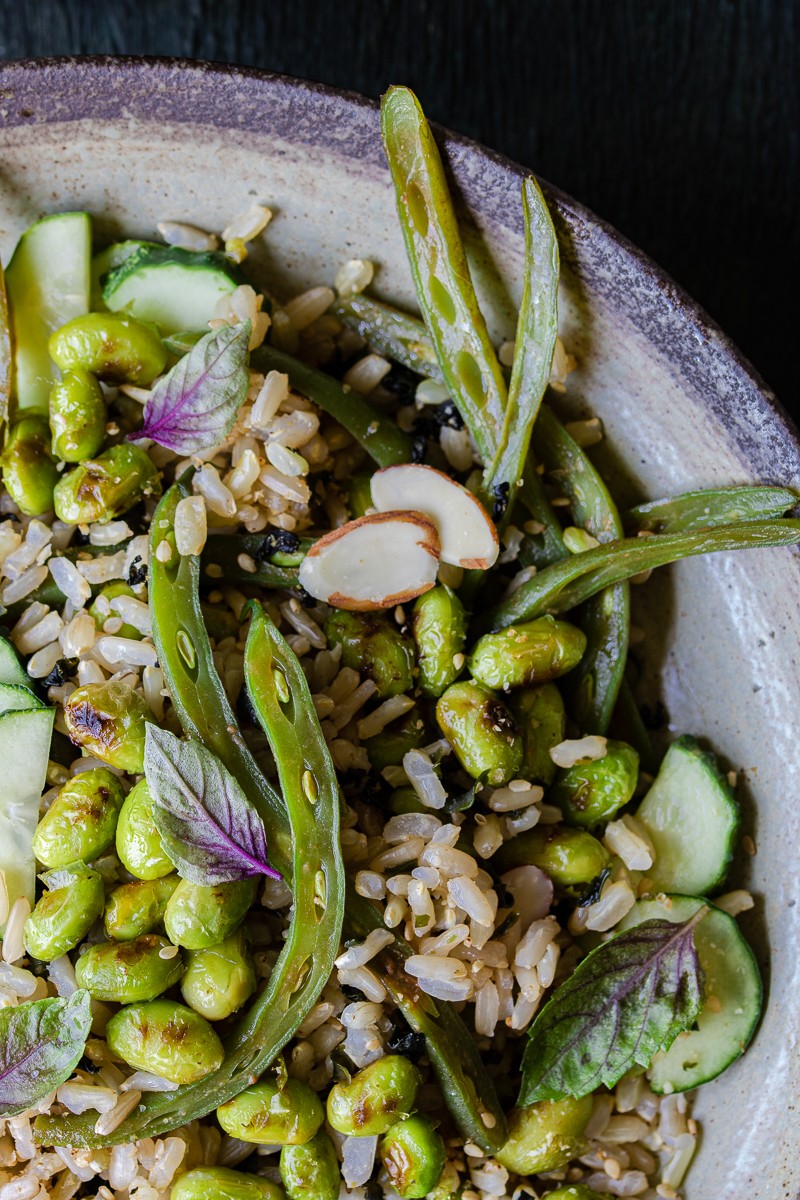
(619, 893, 762, 1092)
(102, 245, 242, 336)
(635, 735, 739, 894)
(5, 212, 92, 415)
(0, 682, 44, 713)
(0, 635, 30, 687)
(0, 706, 55, 931)
(91, 240, 151, 310)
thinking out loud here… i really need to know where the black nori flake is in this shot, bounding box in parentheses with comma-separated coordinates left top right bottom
(127, 556, 148, 587)
(492, 481, 510, 523)
(255, 529, 301, 563)
(42, 658, 78, 688)
(386, 1026, 426, 1062)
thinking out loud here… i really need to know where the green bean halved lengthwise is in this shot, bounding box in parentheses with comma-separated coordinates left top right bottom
(484, 518, 800, 632)
(624, 485, 799, 535)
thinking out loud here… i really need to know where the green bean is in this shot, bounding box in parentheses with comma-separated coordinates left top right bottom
(484, 177, 559, 507)
(610, 679, 660, 775)
(381, 86, 507, 470)
(516, 468, 570, 568)
(332, 294, 446, 383)
(200, 532, 312, 592)
(483, 519, 800, 631)
(0, 261, 10, 425)
(531, 405, 629, 734)
(252, 344, 411, 466)
(624, 484, 799, 534)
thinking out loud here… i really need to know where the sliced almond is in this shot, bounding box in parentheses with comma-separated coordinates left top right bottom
(299, 511, 440, 610)
(370, 464, 499, 569)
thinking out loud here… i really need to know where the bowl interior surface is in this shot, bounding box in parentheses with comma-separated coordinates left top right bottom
(0, 58, 798, 1200)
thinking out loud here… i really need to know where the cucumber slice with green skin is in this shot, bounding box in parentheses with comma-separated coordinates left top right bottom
(102, 245, 243, 336)
(0, 635, 31, 688)
(5, 212, 92, 416)
(619, 893, 762, 1093)
(635, 735, 739, 894)
(0, 682, 44, 713)
(91, 240, 151, 310)
(0, 706, 55, 931)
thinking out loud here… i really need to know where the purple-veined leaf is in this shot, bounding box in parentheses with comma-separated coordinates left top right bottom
(0, 990, 92, 1117)
(132, 321, 251, 454)
(519, 912, 706, 1104)
(144, 725, 281, 885)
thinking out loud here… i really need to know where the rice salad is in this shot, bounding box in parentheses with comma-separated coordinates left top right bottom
(0, 86, 787, 1200)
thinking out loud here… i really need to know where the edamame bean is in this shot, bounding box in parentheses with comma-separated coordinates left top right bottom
(365, 705, 426, 771)
(64, 681, 155, 774)
(436, 680, 522, 785)
(106, 998, 223, 1085)
(49, 369, 107, 462)
(324, 610, 414, 699)
(164, 878, 257, 950)
(468, 616, 587, 690)
(326, 1054, 421, 1136)
(104, 874, 180, 941)
(0, 416, 59, 515)
(495, 1096, 593, 1174)
(172, 1167, 286, 1200)
(116, 779, 174, 880)
(217, 1079, 325, 1146)
(280, 1130, 339, 1200)
(550, 740, 639, 829)
(509, 683, 566, 786)
(23, 866, 105, 961)
(54, 443, 161, 525)
(543, 1186, 611, 1200)
(389, 786, 427, 815)
(32, 767, 125, 868)
(49, 312, 167, 384)
(412, 584, 467, 697)
(90, 582, 142, 640)
(495, 825, 610, 890)
(74, 934, 184, 1002)
(180, 929, 257, 1020)
(380, 1113, 446, 1198)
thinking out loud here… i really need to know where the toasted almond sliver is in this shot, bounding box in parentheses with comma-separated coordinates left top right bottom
(370, 463, 499, 569)
(299, 511, 440, 610)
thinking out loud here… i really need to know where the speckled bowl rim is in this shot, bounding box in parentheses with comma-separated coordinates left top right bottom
(0, 53, 793, 462)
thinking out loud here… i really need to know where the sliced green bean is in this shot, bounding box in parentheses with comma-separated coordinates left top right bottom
(484, 177, 559, 505)
(332, 295, 445, 383)
(380, 86, 507, 468)
(484, 518, 800, 631)
(201, 532, 313, 591)
(624, 485, 799, 535)
(532, 406, 629, 734)
(252, 344, 410, 466)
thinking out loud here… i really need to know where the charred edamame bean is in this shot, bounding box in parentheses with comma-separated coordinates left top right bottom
(509, 683, 566, 787)
(63, 681, 155, 774)
(32, 767, 125, 868)
(180, 929, 257, 1020)
(106, 998, 223, 1084)
(23, 865, 105, 961)
(550, 740, 639, 829)
(49, 311, 167, 384)
(74, 934, 184, 1002)
(324, 609, 414, 699)
(326, 1054, 421, 1136)
(164, 877, 257, 950)
(217, 1079, 325, 1146)
(0, 416, 59, 515)
(495, 1096, 593, 1174)
(104, 874, 180, 941)
(379, 1113, 446, 1197)
(468, 616, 586, 690)
(412, 584, 467, 697)
(49, 369, 107, 462)
(115, 779, 174, 880)
(53, 443, 161, 525)
(436, 680, 522, 785)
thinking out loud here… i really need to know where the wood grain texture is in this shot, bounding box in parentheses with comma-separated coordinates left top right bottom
(0, 0, 795, 405)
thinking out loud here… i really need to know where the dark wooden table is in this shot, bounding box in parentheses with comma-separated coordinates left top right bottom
(1, 0, 795, 408)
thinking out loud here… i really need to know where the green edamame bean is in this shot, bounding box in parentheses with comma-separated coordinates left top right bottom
(49, 312, 167, 384)
(380, 1114, 446, 1198)
(64, 681, 155, 774)
(425, 1162, 462, 1200)
(74, 934, 184, 1002)
(53, 443, 161, 525)
(217, 1079, 325, 1146)
(181, 1168, 285, 1200)
(0, 417, 59, 516)
(32, 767, 125, 868)
(389, 786, 427, 815)
(164, 877, 257, 950)
(104, 874, 180, 941)
(543, 1186, 611, 1200)
(180, 929, 257, 1020)
(23, 867, 105, 961)
(509, 683, 566, 786)
(346, 470, 374, 519)
(365, 706, 426, 771)
(436, 680, 522, 785)
(495, 1096, 593, 1174)
(412, 584, 467, 697)
(172, 1167, 286, 1200)
(49, 369, 107, 462)
(324, 610, 414, 699)
(106, 998, 223, 1085)
(116, 779, 174, 880)
(468, 616, 587, 690)
(495, 825, 611, 891)
(280, 1130, 339, 1200)
(326, 1054, 421, 1136)
(89, 582, 142, 640)
(549, 740, 639, 829)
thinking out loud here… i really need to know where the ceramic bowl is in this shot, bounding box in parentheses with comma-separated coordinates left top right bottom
(0, 57, 797, 1199)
